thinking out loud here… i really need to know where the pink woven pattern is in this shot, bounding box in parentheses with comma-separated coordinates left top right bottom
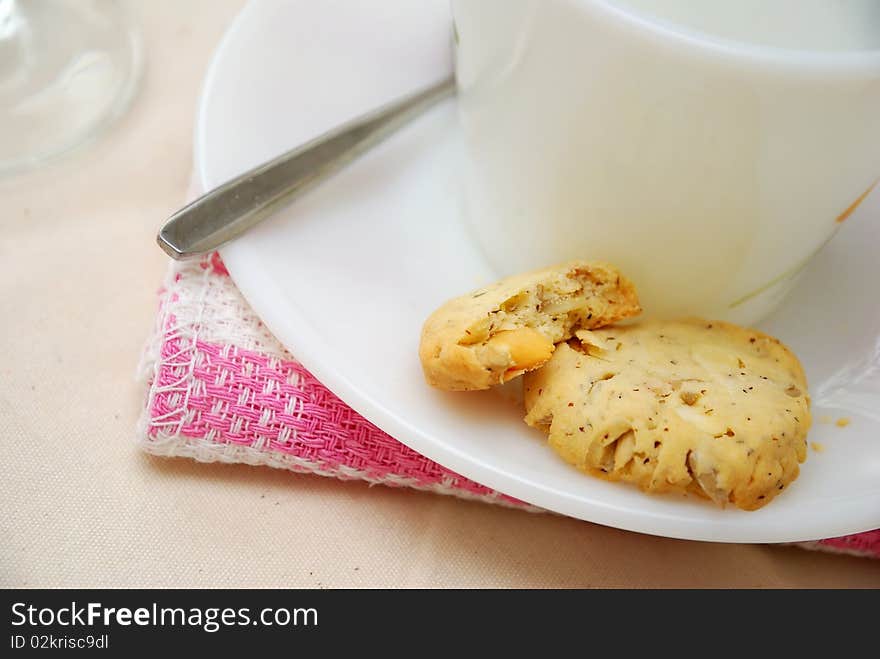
(139, 254, 526, 507)
(151, 332, 519, 502)
(136, 252, 878, 557)
(803, 530, 880, 559)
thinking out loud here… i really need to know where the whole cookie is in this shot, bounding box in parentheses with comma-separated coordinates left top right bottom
(523, 319, 811, 510)
(419, 261, 640, 391)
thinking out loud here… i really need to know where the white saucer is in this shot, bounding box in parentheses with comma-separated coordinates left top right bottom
(196, 0, 880, 542)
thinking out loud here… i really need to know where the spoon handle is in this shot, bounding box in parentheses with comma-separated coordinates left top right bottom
(157, 76, 455, 259)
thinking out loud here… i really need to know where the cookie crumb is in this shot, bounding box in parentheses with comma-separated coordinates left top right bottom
(835, 417, 850, 428)
(810, 442, 825, 453)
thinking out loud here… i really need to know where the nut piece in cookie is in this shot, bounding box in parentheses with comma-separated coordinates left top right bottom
(419, 260, 640, 391)
(523, 319, 811, 510)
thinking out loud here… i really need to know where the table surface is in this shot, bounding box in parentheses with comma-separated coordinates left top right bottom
(1, 0, 878, 588)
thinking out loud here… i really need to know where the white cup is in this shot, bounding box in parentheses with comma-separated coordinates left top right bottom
(451, 0, 880, 325)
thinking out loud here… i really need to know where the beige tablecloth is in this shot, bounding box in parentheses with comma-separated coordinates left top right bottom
(1, 0, 877, 588)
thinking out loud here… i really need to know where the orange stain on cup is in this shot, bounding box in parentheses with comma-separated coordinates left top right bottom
(836, 178, 879, 223)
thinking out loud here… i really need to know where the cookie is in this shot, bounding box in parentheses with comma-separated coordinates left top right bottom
(419, 261, 640, 391)
(523, 319, 811, 510)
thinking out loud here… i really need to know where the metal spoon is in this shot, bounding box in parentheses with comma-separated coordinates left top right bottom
(157, 76, 455, 259)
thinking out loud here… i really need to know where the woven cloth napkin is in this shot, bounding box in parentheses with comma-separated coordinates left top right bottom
(137, 251, 879, 559)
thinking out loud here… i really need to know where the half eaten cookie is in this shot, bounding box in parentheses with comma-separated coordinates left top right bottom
(419, 260, 640, 391)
